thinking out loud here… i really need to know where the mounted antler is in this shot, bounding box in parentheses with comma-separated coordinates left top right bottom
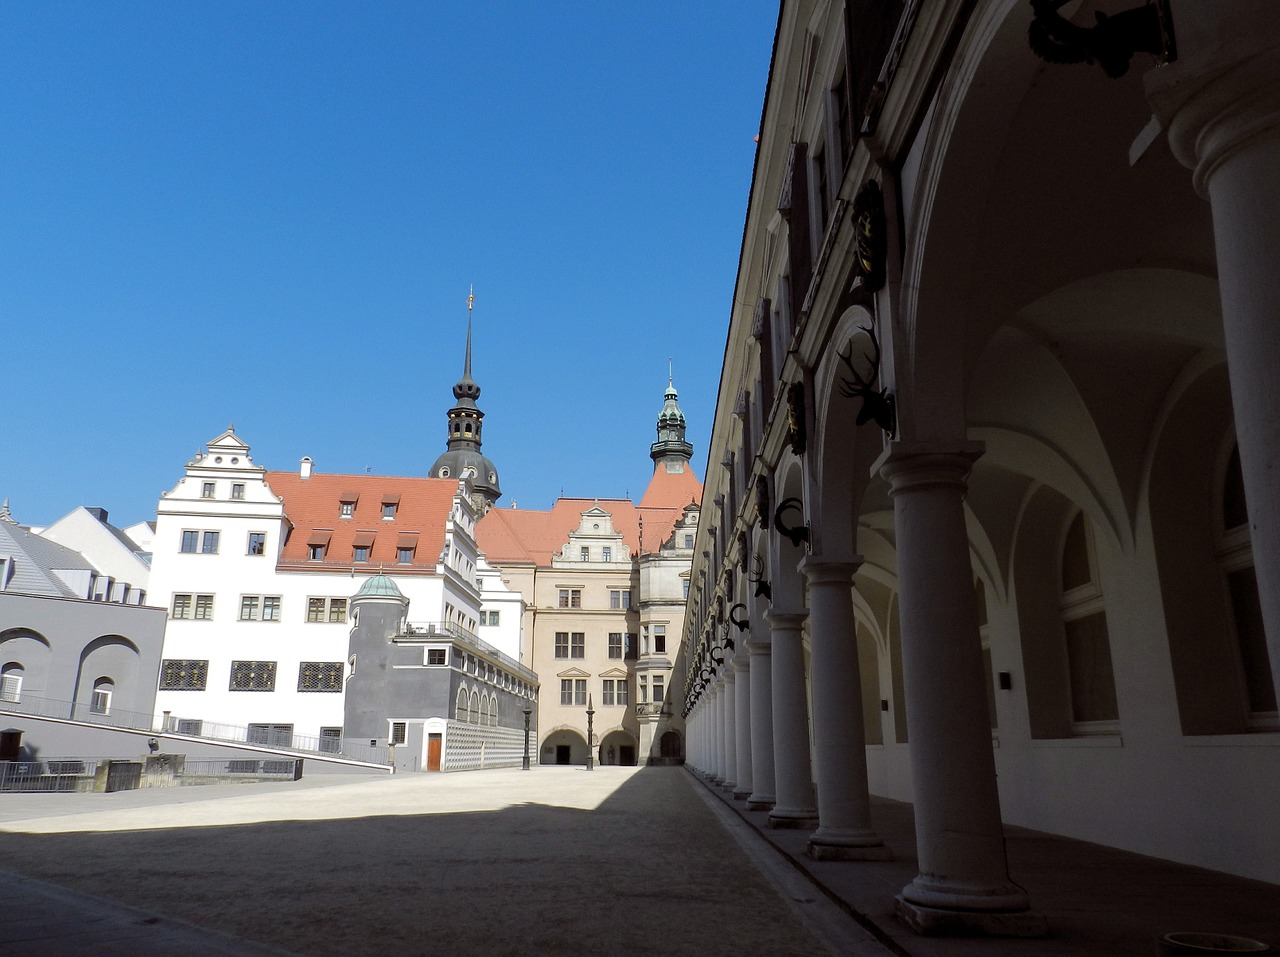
(1028, 0, 1173, 79)
(748, 555, 772, 603)
(774, 497, 810, 549)
(837, 323, 897, 435)
(729, 602, 750, 633)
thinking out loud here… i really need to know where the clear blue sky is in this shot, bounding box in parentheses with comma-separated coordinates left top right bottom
(2, 3, 777, 529)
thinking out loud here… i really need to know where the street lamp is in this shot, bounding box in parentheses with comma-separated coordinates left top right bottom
(522, 707, 532, 771)
(585, 695, 595, 771)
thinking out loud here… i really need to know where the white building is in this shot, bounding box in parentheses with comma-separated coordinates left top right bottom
(149, 427, 521, 750)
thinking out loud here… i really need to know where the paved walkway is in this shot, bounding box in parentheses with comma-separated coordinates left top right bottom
(0, 767, 1275, 956)
(688, 771, 1280, 956)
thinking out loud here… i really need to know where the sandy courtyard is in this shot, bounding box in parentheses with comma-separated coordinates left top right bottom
(0, 766, 834, 956)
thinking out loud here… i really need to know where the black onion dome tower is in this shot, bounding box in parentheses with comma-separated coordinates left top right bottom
(430, 289, 501, 512)
(650, 374, 694, 468)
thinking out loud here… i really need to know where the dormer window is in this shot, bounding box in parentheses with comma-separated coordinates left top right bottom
(381, 493, 400, 520)
(307, 530, 332, 562)
(353, 530, 375, 563)
(354, 546, 370, 563)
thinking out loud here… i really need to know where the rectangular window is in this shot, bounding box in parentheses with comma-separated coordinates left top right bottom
(608, 633, 623, 659)
(397, 547, 414, 564)
(616, 681, 629, 706)
(683, 579, 690, 599)
(180, 530, 199, 553)
(580, 546, 590, 561)
(160, 659, 208, 690)
(247, 532, 266, 556)
(684, 534, 694, 548)
(230, 660, 277, 692)
(329, 598, 347, 623)
(262, 596, 281, 621)
(201, 531, 219, 554)
(307, 598, 326, 622)
(653, 674, 665, 703)
(653, 624, 666, 654)
(298, 661, 344, 692)
(602, 679, 615, 706)
(558, 588, 582, 608)
(639, 675, 648, 703)
(574, 678, 587, 706)
(602, 546, 611, 562)
(340, 501, 355, 518)
(201, 482, 215, 499)
(390, 722, 407, 745)
(231, 483, 245, 500)
(194, 594, 214, 619)
(554, 632, 569, 659)
(353, 546, 370, 563)
(560, 679, 574, 706)
(484, 610, 500, 626)
(571, 632, 585, 659)
(239, 596, 259, 621)
(319, 727, 342, 753)
(625, 633, 638, 660)
(308, 544, 325, 561)
(171, 593, 193, 619)
(426, 648, 447, 665)
(176, 718, 203, 735)
(248, 724, 292, 748)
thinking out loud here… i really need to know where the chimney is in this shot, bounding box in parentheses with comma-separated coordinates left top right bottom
(85, 507, 109, 524)
(300, 457, 313, 480)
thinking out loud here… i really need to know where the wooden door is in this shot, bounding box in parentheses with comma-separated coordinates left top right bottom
(427, 733, 442, 771)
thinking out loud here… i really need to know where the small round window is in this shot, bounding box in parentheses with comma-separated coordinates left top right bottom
(439, 467, 450, 478)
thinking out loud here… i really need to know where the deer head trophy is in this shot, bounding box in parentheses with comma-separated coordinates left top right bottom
(748, 555, 772, 603)
(729, 602, 750, 633)
(774, 497, 810, 549)
(837, 322, 897, 436)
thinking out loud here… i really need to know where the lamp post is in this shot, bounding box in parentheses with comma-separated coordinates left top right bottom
(585, 695, 595, 771)
(522, 707, 532, 771)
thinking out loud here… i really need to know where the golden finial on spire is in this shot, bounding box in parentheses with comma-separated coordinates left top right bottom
(468, 285, 475, 312)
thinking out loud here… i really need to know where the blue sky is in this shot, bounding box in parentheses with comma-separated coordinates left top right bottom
(2, 3, 777, 528)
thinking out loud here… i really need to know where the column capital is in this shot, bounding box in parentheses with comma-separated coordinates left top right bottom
(1147, 28, 1280, 195)
(746, 633, 773, 654)
(877, 440, 984, 496)
(799, 554, 865, 585)
(764, 608, 808, 629)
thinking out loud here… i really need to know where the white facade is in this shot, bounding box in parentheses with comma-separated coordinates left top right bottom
(148, 429, 513, 746)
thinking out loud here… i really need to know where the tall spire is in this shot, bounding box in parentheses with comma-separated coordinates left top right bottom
(650, 369, 694, 467)
(430, 288, 501, 512)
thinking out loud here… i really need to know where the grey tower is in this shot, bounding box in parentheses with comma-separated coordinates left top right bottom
(429, 292, 501, 512)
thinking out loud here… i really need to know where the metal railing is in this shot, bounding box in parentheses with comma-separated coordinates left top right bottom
(0, 757, 97, 792)
(0, 694, 388, 765)
(401, 621, 540, 685)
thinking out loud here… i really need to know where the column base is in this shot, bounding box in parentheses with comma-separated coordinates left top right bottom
(767, 806, 819, 829)
(732, 786, 752, 800)
(745, 794, 775, 811)
(895, 897, 1049, 938)
(720, 781, 737, 794)
(807, 829, 893, 861)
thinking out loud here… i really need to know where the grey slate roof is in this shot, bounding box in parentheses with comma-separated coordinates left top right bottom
(0, 521, 95, 598)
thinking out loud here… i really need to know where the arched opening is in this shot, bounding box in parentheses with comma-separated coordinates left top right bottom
(90, 677, 114, 716)
(456, 686, 469, 723)
(540, 728, 589, 766)
(1, 663, 24, 703)
(598, 729, 636, 766)
(659, 730, 683, 761)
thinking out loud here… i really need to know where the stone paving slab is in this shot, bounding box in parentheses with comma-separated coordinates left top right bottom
(689, 771, 1280, 957)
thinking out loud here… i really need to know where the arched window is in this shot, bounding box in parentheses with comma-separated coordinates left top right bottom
(976, 580, 997, 730)
(1060, 512, 1119, 733)
(1218, 446, 1277, 727)
(456, 686, 469, 722)
(0, 663, 24, 703)
(469, 690, 480, 724)
(90, 677, 114, 715)
(489, 697, 498, 727)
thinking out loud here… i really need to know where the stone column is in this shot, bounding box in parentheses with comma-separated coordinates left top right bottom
(882, 444, 1042, 935)
(801, 557, 890, 860)
(746, 628, 777, 809)
(707, 682, 722, 782)
(1150, 35, 1280, 699)
(722, 665, 738, 792)
(732, 649, 753, 799)
(765, 609, 818, 828)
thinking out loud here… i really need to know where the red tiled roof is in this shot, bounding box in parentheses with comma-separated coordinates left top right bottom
(266, 471, 460, 573)
(638, 462, 704, 510)
(477, 472, 702, 568)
